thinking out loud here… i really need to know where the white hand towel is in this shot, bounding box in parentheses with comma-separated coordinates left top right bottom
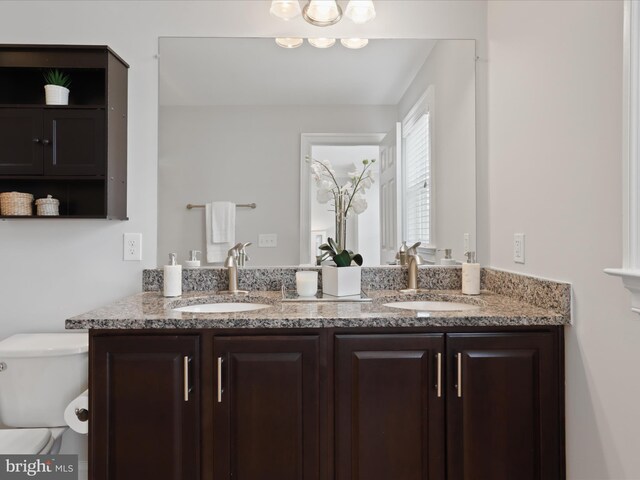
(210, 201, 235, 243)
(206, 202, 236, 263)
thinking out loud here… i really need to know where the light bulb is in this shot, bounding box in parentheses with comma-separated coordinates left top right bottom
(275, 37, 304, 49)
(308, 38, 336, 49)
(345, 0, 376, 24)
(340, 38, 369, 49)
(270, 0, 302, 20)
(302, 1, 342, 27)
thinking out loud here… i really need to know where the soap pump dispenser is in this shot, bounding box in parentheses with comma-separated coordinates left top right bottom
(163, 253, 182, 297)
(462, 251, 480, 295)
(185, 250, 201, 268)
(439, 248, 457, 265)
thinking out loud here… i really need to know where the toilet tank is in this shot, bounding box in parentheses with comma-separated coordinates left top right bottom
(0, 333, 88, 427)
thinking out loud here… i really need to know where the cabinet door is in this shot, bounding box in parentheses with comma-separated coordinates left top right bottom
(91, 335, 199, 480)
(447, 333, 561, 480)
(213, 335, 320, 480)
(43, 109, 105, 175)
(335, 334, 445, 480)
(0, 109, 43, 174)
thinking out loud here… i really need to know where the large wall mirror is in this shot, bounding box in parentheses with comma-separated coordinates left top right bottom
(158, 37, 476, 267)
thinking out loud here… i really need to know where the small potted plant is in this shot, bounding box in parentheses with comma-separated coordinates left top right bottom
(319, 237, 363, 297)
(43, 69, 71, 105)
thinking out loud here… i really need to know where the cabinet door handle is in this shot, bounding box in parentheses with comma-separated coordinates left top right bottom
(217, 357, 223, 403)
(183, 356, 190, 402)
(456, 353, 462, 398)
(41, 139, 50, 146)
(51, 120, 57, 165)
(436, 353, 442, 398)
(32, 138, 41, 144)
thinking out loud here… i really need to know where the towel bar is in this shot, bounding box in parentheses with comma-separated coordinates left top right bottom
(186, 203, 256, 210)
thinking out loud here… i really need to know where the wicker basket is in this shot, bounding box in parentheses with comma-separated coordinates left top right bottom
(35, 195, 60, 216)
(0, 192, 34, 216)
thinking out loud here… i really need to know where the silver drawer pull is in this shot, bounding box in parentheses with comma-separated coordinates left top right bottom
(217, 357, 223, 403)
(436, 353, 442, 398)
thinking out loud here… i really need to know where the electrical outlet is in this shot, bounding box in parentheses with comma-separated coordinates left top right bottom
(258, 233, 278, 248)
(463, 233, 471, 253)
(513, 233, 525, 264)
(123, 233, 142, 261)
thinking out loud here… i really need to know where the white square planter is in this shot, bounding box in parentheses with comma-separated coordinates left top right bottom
(322, 265, 361, 297)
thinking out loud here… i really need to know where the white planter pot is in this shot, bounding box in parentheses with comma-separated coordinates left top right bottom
(322, 265, 361, 297)
(44, 85, 69, 105)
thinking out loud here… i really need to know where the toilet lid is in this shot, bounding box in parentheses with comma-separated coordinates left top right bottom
(0, 428, 51, 454)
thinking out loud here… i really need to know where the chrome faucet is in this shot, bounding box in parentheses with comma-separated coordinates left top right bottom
(221, 243, 248, 295)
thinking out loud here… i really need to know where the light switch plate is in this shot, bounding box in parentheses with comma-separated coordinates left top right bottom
(258, 234, 278, 248)
(513, 233, 525, 264)
(124, 233, 142, 261)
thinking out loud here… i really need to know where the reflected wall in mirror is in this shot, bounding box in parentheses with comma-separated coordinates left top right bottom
(158, 37, 476, 266)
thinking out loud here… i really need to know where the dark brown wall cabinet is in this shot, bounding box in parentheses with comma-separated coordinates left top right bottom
(90, 328, 564, 480)
(0, 45, 128, 219)
(91, 335, 199, 480)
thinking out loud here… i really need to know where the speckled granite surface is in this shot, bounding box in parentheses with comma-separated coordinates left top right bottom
(66, 288, 570, 330)
(143, 266, 462, 293)
(481, 268, 571, 320)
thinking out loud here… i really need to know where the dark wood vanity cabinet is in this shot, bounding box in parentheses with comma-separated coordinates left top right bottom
(0, 45, 128, 219)
(89, 328, 563, 480)
(335, 334, 445, 480)
(213, 335, 321, 480)
(90, 335, 200, 480)
(446, 332, 561, 480)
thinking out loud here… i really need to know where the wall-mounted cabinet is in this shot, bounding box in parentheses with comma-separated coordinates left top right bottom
(0, 45, 128, 219)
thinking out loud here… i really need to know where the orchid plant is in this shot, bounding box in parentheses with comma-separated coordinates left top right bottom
(307, 155, 376, 217)
(307, 155, 376, 262)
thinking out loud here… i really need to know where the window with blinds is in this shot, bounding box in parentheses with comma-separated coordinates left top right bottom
(403, 111, 431, 245)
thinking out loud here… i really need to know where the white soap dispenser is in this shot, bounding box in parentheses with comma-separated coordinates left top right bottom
(184, 250, 201, 268)
(163, 253, 182, 297)
(462, 251, 480, 295)
(439, 248, 458, 265)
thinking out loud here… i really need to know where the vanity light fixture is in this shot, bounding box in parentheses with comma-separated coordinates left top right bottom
(275, 37, 304, 48)
(308, 37, 336, 49)
(340, 38, 369, 49)
(270, 0, 302, 20)
(271, 1, 376, 26)
(302, 0, 342, 27)
(344, 0, 376, 24)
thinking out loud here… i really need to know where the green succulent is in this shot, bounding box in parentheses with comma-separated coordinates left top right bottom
(319, 237, 363, 267)
(43, 69, 71, 89)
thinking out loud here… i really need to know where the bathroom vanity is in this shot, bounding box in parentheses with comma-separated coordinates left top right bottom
(67, 267, 570, 480)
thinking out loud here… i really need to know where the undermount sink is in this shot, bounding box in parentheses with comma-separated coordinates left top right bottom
(173, 303, 272, 313)
(384, 301, 481, 312)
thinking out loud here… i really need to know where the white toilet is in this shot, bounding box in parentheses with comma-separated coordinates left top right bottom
(0, 333, 88, 454)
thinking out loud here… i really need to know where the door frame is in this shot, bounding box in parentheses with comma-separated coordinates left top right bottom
(300, 133, 385, 265)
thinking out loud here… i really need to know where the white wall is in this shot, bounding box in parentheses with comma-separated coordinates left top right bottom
(398, 40, 477, 262)
(159, 106, 394, 265)
(487, 1, 640, 478)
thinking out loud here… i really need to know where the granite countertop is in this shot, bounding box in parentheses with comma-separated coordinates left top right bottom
(65, 289, 569, 330)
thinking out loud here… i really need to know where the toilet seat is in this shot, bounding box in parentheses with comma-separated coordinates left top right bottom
(0, 428, 51, 454)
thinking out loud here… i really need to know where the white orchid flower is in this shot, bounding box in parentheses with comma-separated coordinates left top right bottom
(351, 195, 368, 214)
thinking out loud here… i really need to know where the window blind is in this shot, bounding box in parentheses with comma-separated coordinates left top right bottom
(403, 112, 431, 245)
